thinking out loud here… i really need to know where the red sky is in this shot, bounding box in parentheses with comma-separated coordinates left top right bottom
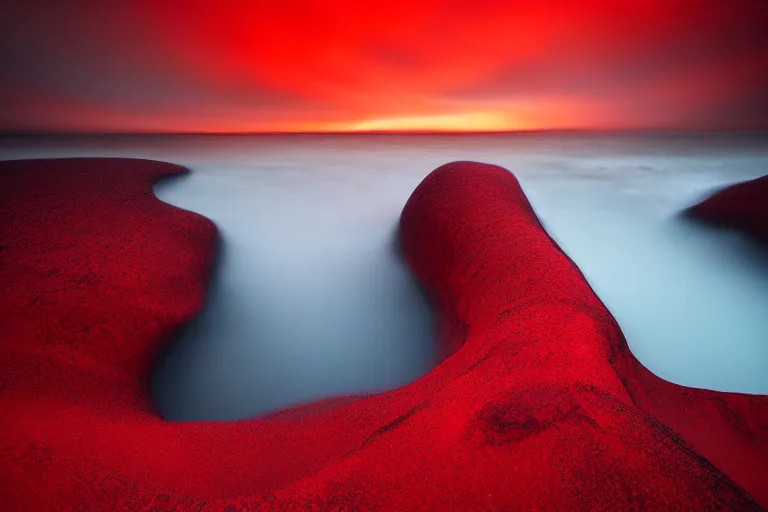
(1, 0, 766, 132)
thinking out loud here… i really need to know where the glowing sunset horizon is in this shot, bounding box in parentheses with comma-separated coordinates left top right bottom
(1, 1, 766, 133)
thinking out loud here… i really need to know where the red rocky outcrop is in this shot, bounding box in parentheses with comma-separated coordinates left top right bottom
(1, 159, 766, 510)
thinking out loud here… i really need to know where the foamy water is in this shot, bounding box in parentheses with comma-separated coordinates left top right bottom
(2, 132, 766, 421)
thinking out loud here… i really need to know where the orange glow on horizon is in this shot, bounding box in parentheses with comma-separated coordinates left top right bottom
(342, 111, 517, 133)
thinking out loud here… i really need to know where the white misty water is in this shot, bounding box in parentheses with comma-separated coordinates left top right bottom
(1, 132, 766, 421)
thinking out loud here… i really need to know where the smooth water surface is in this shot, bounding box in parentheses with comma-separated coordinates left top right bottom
(2, 132, 766, 421)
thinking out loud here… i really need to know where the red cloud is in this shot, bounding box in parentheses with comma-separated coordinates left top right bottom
(2, 0, 766, 132)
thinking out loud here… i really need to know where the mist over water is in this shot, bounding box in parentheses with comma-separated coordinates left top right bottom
(2, 132, 767, 421)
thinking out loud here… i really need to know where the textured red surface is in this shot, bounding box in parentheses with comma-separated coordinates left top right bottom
(686, 175, 768, 243)
(1, 158, 766, 510)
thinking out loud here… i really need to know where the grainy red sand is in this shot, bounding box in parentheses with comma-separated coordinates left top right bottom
(1, 158, 766, 510)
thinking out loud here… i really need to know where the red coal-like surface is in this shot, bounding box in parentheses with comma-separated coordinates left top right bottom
(1, 158, 766, 510)
(686, 175, 768, 244)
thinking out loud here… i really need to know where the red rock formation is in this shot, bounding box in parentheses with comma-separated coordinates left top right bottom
(686, 175, 768, 243)
(1, 158, 766, 511)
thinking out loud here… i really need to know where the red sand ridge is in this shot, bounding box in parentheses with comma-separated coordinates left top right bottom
(1, 158, 766, 511)
(686, 174, 768, 243)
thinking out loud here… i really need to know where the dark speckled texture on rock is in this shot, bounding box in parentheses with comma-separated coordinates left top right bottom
(1, 158, 766, 510)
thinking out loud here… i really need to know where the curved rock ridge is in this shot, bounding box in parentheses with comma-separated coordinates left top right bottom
(1, 158, 766, 511)
(686, 174, 768, 243)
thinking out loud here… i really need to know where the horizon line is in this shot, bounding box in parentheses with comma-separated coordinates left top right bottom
(2, 127, 767, 137)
